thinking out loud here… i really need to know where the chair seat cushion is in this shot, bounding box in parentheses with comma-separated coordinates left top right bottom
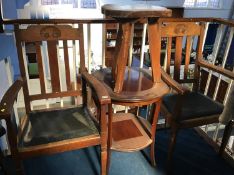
(163, 92, 224, 121)
(19, 107, 99, 147)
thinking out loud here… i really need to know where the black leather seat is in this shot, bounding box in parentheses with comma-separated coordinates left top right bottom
(163, 92, 224, 121)
(19, 107, 99, 147)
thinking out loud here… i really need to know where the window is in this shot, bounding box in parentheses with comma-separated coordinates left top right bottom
(184, 0, 221, 8)
(80, 0, 96, 8)
(41, 0, 96, 8)
(61, 0, 78, 8)
(41, 0, 59, 5)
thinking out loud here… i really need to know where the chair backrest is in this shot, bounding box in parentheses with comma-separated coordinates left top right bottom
(15, 24, 85, 113)
(160, 20, 205, 90)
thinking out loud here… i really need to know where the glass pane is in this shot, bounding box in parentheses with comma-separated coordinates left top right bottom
(80, 0, 96, 8)
(41, 0, 59, 5)
(196, 0, 208, 7)
(184, 0, 195, 7)
(209, 0, 220, 8)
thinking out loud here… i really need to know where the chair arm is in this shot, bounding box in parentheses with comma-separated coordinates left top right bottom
(81, 71, 111, 105)
(161, 68, 190, 95)
(0, 79, 23, 120)
(198, 60, 234, 80)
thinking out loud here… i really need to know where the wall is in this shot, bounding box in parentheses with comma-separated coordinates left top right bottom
(184, 0, 234, 18)
(0, 35, 18, 77)
(0, 0, 19, 79)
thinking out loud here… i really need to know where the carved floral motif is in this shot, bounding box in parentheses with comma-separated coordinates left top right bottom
(40, 26, 61, 39)
(174, 24, 187, 35)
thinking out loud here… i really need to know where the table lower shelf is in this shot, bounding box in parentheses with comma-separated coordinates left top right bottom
(111, 113, 152, 152)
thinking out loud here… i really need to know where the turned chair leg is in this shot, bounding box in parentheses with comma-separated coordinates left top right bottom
(106, 147, 111, 175)
(0, 150, 8, 175)
(101, 147, 107, 175)
(13, 157, 24, 175)
(219, 120, 234, 156)
(167, 126, 179, 174)
(150, 141, 156, 166)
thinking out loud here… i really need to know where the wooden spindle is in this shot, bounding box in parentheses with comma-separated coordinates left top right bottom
(166, 37, 172, 74)
(63, 40, 71, 91)
(35, 42, 46, 94)
(184, 36, 192, 79)
(174, 37, 183, 82)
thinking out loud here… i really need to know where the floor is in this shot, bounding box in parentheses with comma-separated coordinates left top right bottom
(1, 129, 234, 175)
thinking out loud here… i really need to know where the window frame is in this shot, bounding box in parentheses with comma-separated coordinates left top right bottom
(184, 0, 222, 9)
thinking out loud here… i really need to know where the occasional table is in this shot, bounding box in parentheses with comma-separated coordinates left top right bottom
(93, 4, 172, 170)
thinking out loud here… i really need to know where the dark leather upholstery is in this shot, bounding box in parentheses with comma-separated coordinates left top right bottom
(19, 107, 98, 147)
(163, 92, 224, 121)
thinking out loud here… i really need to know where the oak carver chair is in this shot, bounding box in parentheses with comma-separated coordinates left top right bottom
(0, 24, 111, 175)
(158, 19, 234, 172)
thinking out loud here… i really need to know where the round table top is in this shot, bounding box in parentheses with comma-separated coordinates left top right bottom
(101, 4, 172, 18)
(92, 67, 169, 104)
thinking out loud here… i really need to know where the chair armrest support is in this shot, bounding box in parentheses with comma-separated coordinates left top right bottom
(198, 60, 234, 80)
(161, 68, 190, 95)
(81, 71, 111, 105)
(0, 79, 23, 119)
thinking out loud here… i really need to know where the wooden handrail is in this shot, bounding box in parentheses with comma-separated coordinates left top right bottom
(1, 18, 118, 25)
(198, 60, 234, 80)
(159, 17, 234, 27)
(159, 17, 215, 23)
(0, 17, 233, 25)
(213, 18, 234, 27)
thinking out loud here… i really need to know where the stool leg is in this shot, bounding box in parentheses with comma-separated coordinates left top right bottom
(219, 120, 234, 156)
(150, 102, 161, 167)
(148, 19, 161, 83)
(113, 23, 133, 93)
(150, 141, 156, 166)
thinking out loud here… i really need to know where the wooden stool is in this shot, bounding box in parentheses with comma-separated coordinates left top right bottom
(101, 4, 171, 93)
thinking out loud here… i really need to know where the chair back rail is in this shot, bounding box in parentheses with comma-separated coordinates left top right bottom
(159, 21, 205, 89)
(14, 24, 86, 113)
